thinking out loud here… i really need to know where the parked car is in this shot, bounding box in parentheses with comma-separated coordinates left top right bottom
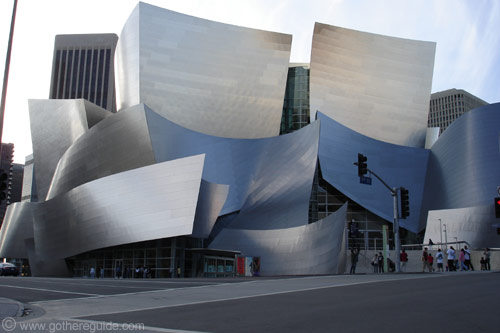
(0, 262, 19, 276)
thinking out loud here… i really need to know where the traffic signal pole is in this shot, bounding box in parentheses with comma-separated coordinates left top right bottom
(354, 160, 402, 272)
(392, 187, 401, 273)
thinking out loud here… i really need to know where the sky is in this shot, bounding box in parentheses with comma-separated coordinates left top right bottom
(0, 0, 499, 163)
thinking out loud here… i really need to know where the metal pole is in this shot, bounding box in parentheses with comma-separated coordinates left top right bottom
(393, 187, 401, 272)
(0, 0, 18, 147)
(443, 223, 448, 247)
(439, 218, 442, 251)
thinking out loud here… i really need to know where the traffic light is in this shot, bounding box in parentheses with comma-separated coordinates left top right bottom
(400, 187, 410, 219)
(357, 153, 368, 177)
(495, 197, 500, 218)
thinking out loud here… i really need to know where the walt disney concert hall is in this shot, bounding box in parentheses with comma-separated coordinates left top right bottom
(1, 2, 499, 277)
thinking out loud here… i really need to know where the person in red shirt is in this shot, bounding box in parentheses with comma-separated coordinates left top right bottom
(427, 253, 434, 272)
(400, 249, 408, 272)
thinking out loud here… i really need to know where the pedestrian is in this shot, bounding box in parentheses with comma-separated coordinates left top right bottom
(480, 257, 486, 271)
(427, 253, 434, 272)
(378, 252, 384, 273)
(464, 246, 474, 271)
(115, 265, 122, 278)
(100, 267, 105, 278)
(435, 249, 444, 272)
(400, 249, 408, 272)
(447, 246, 456, 271)
(177, 267, 181, 278)
(135, 267, 140, 278)
(459, 249, 467, 271)
(90, 267, 96, 279)
(484, 248, 491, 271)
(422, 247, 430, 272)
(350, 245, 360, 274)
(372, 254, 379, 273)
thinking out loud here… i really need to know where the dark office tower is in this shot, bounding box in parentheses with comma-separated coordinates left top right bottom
(280, 64, 310, 134)
(0, 143, 21, 228)
(428, 89, 488, 134)
(49, 34, 119, 111)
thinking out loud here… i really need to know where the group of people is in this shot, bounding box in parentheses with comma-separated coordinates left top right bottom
(88, 266, 154, 278)
(421, 246, 491, 272)
(349, 245, 492, 274)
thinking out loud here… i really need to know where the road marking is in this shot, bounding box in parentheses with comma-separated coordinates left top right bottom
(0, 284, 101, 296)
(15, 279, 168, 290)
(64, 274, 453, 317)
(30, 280, 260, 305)
(19, 276, 223, 285)
(68, 318, 209, 333)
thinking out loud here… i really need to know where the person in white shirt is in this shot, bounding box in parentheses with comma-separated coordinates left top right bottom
(464, 246, 474, 271)
(435, 248, 444, 272)
(446, 246, 456, 271)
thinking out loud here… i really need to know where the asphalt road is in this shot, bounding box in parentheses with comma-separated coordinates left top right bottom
(1, 273, 499, 333)
(80, 273, 500, 333)
(0, 276, 246, 303)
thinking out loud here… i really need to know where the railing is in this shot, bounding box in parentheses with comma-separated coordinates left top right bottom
(401, 240, 471, 251)
(348, 238, 392, 251)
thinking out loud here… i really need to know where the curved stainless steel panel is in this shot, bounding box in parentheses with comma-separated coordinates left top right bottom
(421, 103, 500, 212)
(192, 180, 229, 239)
(209, 204, 347, 276)
(310, 23, 436, 147)
(35, 155, 205, 259)
(317, 112, 429, 233)
(48, 104, 319, 230)
(116, 2, 291, 139)
(47, 104, 156, 199)
(0, 202, 34, 258)
(28, 99, 112, 201)
(424, 205, 500, 249)
(146, 106, 320, 229)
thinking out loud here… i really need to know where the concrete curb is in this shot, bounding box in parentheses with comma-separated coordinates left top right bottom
(0, 297, 24, 319)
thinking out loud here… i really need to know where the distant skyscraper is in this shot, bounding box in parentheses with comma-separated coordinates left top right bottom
(49, 34, 118, 111)
(280, 64, 310, 134)
(428, 89, 488, 134)
(21, 154, 36, 203)
(0, 143, 23, 229)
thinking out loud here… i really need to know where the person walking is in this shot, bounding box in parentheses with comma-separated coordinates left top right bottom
(435, 249, 444, 272)
(378, 252, 384, 273)
(459, 249, 467, 271)
(90, 267, 96, 279)
(484, 248, 491, 271)
(447, 246, 456, 271)
(372, 253, 379, 273)
(350, 245, 360, 274)
(400, 249, 408, 272)
(100, 267, 105, 278)
(422, 247, 430, 272)
(464, 246, 474, 271)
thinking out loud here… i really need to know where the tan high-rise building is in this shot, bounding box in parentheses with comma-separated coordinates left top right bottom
(428, 89, 488, 134)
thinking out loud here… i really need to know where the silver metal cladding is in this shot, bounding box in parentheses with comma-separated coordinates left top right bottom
(209, 203, 348, 275)
(310, 23, 436, 147)
(116, 2, 291, 139)
(30, 155, 204, 260)
(28, 99, 112, 201)
(317, 112, 429, 233)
